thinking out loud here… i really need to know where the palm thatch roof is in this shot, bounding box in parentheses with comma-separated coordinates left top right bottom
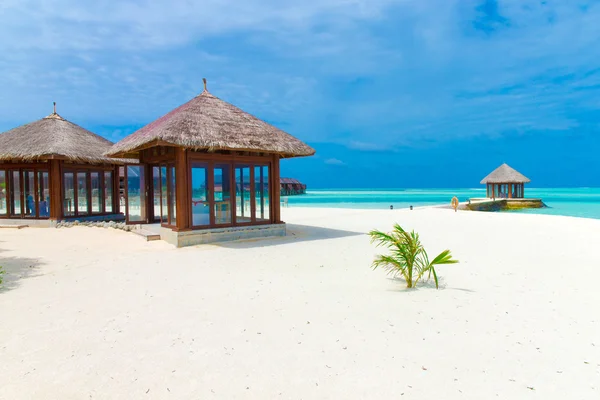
(0, 106, 126, 164)
(480, 163, 531, 184)
(105, 79, 315, 159)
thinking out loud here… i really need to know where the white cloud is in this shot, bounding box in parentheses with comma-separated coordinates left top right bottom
(0, 0, 598, 148)
(324, 158, 346, 166)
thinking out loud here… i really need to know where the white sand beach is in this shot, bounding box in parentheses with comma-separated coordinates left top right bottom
(1, 207, 599, 399)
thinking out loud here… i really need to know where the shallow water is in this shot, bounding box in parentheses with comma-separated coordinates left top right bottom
(284, 188, 600, 220)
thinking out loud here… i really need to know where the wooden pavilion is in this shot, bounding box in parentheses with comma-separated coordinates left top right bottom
(280, 178, 307, 196)
(0, 104, 127, 224)
(480, 163, 530, 199)
(105, 79, 315, 246)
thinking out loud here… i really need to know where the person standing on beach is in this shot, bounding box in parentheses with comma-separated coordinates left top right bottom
(451, 196, 459, 212)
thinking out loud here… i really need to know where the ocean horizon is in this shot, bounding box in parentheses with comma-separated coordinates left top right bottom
(283, 188, 600, 220)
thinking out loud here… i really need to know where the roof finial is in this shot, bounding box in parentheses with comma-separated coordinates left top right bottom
(53, 102, 56, 114)
(203, 78, 207, 92)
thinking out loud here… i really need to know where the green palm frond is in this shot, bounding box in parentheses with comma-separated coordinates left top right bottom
(369, 224, 458, 290)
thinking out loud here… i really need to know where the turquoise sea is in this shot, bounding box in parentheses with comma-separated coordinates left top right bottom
(283, 188, 600, 220)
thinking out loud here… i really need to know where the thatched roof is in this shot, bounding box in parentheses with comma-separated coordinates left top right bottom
(0, 106, 126, 164)
(105, 79, 315, 159)
(480, 163, 531, 184)
(280, 178, 304, 185)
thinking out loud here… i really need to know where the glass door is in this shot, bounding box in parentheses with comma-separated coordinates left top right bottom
(38, 171, 50, 217)
(125, 165, 147, 223)
(10, 170, 22, 216)
(161, 166, 169, 224)
(152, 166, 162, 223)
(191, 162, 210, 227)
(23, 170, 36, 217)
(235, 164, 252, 223)
(0, 171, 7, 216)
(212, 163, 232, 225)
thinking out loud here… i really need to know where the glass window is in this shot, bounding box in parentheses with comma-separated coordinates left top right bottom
(0, 171, 7, 215)
(168, 165, 176, 225)
(77, 172, 88, 215)
(236, 165, 252, 223)
(23, 170, 36, 217)
(161, 166, 168, 224)
(38, 171, 50, 217)
(213, 164, 231, 224)
(63, 172, 75, 216)
(255, 165, 270, 221)
(11, 170, 21, 216)
(127, 166, 145, 222)
(104, 171, 113, 213)
(152, 167, 161, 222)
(91, 172, 102, 214)
(191, 162, 210, 226)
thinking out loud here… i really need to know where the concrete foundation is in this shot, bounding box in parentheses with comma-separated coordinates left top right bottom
(159, 223, 287, 247)
(0, 214, 126, 228)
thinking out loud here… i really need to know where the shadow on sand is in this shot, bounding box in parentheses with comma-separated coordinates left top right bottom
(386, 275, 475, 293)
(0, 242, 44, 293)
(215, 223, 365, 249)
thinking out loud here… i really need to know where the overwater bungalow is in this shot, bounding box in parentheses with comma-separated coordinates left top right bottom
(105, 79, 315, 246)
(480, 163, 530, 199)
(280, 178, 307, 196)
(0, 104, 127, 225)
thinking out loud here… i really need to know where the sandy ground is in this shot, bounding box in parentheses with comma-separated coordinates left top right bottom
(1, 207, 599, 399)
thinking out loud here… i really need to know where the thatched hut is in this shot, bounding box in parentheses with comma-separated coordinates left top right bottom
(0, 104, 127, 223)
(280, 178, 307, 196)
(480, 163, 530, 199)
(105, 79, 315, 246)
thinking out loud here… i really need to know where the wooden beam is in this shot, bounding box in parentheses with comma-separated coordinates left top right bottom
(272, 154, 281, 223)
(175, 148, 190, 231)
(49, 160, 62, 220)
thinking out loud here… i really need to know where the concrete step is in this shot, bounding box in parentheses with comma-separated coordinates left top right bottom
(0, 224, 28, 229)
(132, 229, 161, 241)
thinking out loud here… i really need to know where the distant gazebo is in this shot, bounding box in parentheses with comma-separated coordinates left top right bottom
(480, 163, 530, 199)
(280, 178, 307, 196)
(0, 104, 127, 223)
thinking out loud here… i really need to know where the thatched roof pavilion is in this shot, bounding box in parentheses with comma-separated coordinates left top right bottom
(0, 107, 118, 164)
(106, 79, 315, 159)
(0, 104, 126, 223)
(106, 79, 315, 246)
(280, 177, 307, 196)
(481, 163, 530, 199)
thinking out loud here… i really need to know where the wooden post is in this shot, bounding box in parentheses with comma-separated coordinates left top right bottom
(174, 147, 189, 231)
(508, 183, 513, 199)
(49, 159, 62, 220)
(272, 154, 281, 224)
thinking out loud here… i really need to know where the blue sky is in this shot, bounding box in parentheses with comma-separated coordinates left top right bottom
(1, 0, 599, 188)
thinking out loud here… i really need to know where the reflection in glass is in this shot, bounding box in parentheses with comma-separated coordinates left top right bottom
(152, 167, 161, 222)
(213, 164, 231, 224)
(104, 171, 113, 213)
(161, 166, 168, 224)
(11, 170, 21, 216)
(77, 172, 88, 215)
(91, 172, 102, 213)
(23, 170, 35, 217)
(0, 171, 6, 215)
(168, 166, 176, 224)
(255, 165, 270, 221)
(63, 172, 75, 216)
(127, 166, 145, 222)
(236, 165, 252, 223)
(38, 171, 50, 217)
(191, 162, 210, 226)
